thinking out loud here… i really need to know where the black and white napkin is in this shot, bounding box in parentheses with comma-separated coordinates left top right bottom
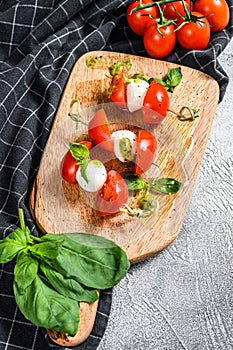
(0, 1, 232, 349)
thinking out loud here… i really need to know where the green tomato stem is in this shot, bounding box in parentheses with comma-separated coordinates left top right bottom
(130, 0, 183, 14)
(18, 208, 26, 232)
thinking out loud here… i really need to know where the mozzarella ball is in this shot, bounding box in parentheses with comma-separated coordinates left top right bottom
(76, 160, 107, 192)
(111, 130, 137, 163)
(127, 80, 149, 112)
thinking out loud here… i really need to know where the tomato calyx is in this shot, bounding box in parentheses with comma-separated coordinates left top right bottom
(174, 0, 210, 31)
(142, 6, 177, 36)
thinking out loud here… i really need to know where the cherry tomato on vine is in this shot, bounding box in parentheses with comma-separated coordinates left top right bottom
(143, 22, 176, 59)
(126, 0, 159, 36)
(176, 11, 211, 50)
(88, 109, 114, 152)
(143, 80, 170, 124)
(60, 141, 92, 184)
(161, 0, 191, 19)
(96, 170, 129, 216)
(135, 130, 157, 175)
(194, 0, 230, 32)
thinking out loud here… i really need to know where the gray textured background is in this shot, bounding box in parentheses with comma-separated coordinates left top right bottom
(98, 40, 233, 350)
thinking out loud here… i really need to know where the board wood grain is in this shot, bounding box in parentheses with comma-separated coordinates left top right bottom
(29, 51, 219, 346)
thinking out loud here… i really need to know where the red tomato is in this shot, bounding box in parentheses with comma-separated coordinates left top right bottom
(142, 81, 170, 124)
(96, 170, 129, 216)
(88, 109, 114, 152)
(135, 130, 157, 175)
(126, 0, 159, 36)
(161, 0, 191, 19)
(177, 12, 211, 50)
(143, 23, 176, 59)
(194, 0, 229, 32)
(109, 71, 127, 109)
(60, 141, 92, 184)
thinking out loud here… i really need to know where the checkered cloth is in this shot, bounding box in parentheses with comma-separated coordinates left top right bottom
(0, 0, 232, 349)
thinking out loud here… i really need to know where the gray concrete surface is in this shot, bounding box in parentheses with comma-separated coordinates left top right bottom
(98, 39, 233, 350)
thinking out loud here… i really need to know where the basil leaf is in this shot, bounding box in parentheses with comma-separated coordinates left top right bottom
(148, 77, 167, 88)
(125, 175, 147, 191)
(40, 261, 99, 303)
(80, 159, 89, 183)
(41, 233, 130, 289)
(165, 67, 183, 92)
(0, 238, 26, 264)
(69, 143, 89, 163)
(5, 228, 27, 245)
(14, 274, 80, 336)
(149, 178, 182, 194)
(14, 252, 38, 294)
(28, 240, 63, 260)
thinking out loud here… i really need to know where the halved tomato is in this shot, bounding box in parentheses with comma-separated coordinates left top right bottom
(143, 81, 170, 124)
(109, 71, 127, 109)
(135, 130, 157, 175)
(88, 109, 114, 152)
(96, 170, 129, 216)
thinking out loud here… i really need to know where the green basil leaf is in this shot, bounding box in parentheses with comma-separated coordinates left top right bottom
(28, 240, 63, 260)
(40, 261, 98, 303)
(69, 143, 89, 163)
(148, 77, 167, 88)
(165, 67, 183, 92)
(5, 228, 27, 245)
(80, 159, 89, 183)
(0, 239, 26, 264)
(41, 233, 130, 290)
(14, 274, 80, 336)
(125, 176, 147, 191)
(14, 252, 38, 294)
(149, 178, 182, 194)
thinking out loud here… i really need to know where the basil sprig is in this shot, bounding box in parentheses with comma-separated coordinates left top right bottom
(0, 209, 130, 336)
(124, 175, 182, 217)
(126, 175, 182, 194)
(148, 67, 183, 92)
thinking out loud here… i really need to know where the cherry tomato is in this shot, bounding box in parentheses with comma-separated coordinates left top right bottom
(135, 130, 157, 175)
(60, 141, 92, 184)
(143, 81, 170, 124)
(161, 0, 191, 19)
(96, 170, 129, 216)
(194, 0, 229, 32)
(143, 23, 176, 59)
(177, 12, 211, 50)
(88, 109, 114, 152)
(126, 0, 159, 36)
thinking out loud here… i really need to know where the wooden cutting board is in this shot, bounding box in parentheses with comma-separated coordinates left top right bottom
(29, 51, 219, 346)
